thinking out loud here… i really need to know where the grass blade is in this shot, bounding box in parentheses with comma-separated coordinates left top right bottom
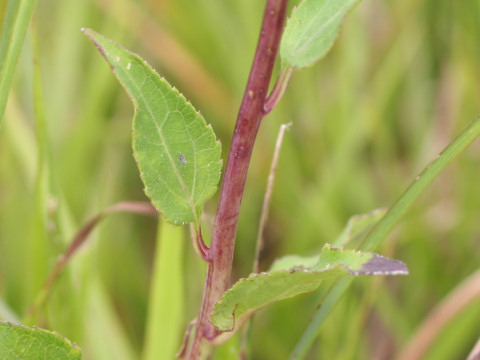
(84, 280, 137, 360)
(25, 202, 157, 323)
(212, 245, 407, 344)
(397, 268, 480, 360)
(143, 217, 185, 360)
(289, 117, 480, 359)
(0, 0, 37, 127)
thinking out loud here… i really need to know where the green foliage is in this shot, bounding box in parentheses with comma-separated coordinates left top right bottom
(290, 117, 480, 359)
(1, 0, 480, 359)
(333, 209, 387, 247)
(0, 0, 37, 126)
(83, 28, 222, 226)
(143, 218, 185, 360)
(0, 322, 81, 360)
(280, 0, 359, 69)
(211, 244, 407, 339)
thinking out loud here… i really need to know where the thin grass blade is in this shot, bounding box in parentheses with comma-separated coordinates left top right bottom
(289, 117, 480, 359)
(0, 0, 37, 127)
(143, 218, 185, 360)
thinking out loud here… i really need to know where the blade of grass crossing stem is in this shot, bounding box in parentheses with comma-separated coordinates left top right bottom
(0, 0, 37, 127)
(289, 117, 480, 359)
(28, 21, 53, 303)
(143, 217, 184, 360)
(361, 118, 480, 251)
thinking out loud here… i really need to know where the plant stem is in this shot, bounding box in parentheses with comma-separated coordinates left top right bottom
(184, 0, 288, 358)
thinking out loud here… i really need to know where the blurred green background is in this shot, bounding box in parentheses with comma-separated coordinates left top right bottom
(1, 0, 480, 359)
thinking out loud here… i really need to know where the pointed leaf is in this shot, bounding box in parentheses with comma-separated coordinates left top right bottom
(333, 208, 387, 247)
(0, 321, 81, 359)
(83, 29, 222, 225)
(280, 0, 360, 69)
(211, 244, 407, 340)
(290, 118, 480, 359)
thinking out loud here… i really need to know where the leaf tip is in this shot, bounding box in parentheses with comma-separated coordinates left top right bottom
(356, 254, 409, 276)
(81, 27, 95, 39)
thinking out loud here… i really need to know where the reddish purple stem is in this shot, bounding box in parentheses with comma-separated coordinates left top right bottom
(185, 0, 288, 357)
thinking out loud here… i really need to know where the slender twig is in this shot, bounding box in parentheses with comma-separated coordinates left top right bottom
(253, 122, 291, 273)
(290, 118, 480, 359)
(240, 122, 291, 360)
(183, 0, 288, 358)
(25, 201, 157, 322)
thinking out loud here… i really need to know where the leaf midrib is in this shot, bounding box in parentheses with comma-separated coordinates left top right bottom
(122, 63, 198, 223)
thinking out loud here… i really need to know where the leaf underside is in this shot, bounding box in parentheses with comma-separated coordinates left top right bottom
(280, 0, 360, 69)
(0, 322, 81, 360)
(83, 28, 222, 226)
(211, 244, 407, 341)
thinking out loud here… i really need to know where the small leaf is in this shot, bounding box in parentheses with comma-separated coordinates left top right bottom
(280, 0, 359, 69)
(0, 321, 81, 359)
(333, 208, 387, 247)
(82, 29, 222, 226)
(211, 244, 407, 340)
(289, 118, 480, 359)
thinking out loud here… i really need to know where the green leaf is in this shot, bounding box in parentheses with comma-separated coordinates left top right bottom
(289, 117, 480, 360)
(211, 244, 407, 341)
(280, 0, 359, 69)
(269, 209, 387, 272)
(82, 28, 222, 226)
(0, 322, 81, 359)
(332, 208, 387, 247)
(269, 211, 387, 273)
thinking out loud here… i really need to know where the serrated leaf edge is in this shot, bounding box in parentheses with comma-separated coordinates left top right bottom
(83, 28, 222, 225)
(281, 0, 361, 69)
(0, 321, 82, 355)
(210, 244, 408, 340)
